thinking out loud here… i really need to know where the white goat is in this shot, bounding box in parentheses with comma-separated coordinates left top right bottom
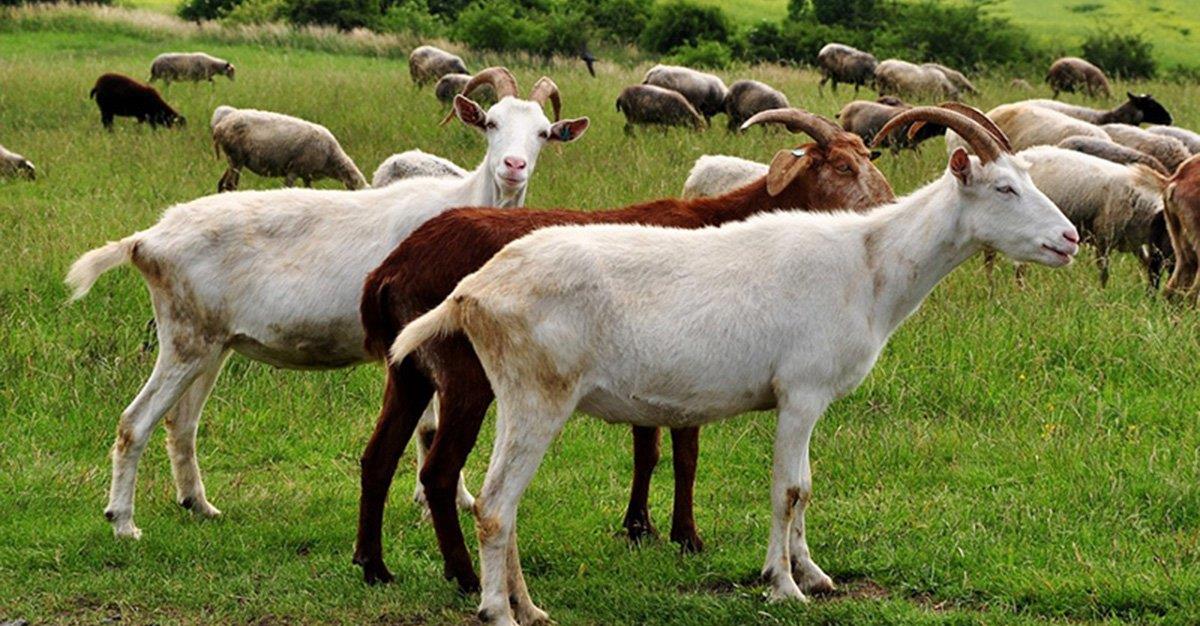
(64, 68, 588, 541)
(372, 149, 467, 188)
(680, 155, 766, 198)
(388, 108, 1079, 624)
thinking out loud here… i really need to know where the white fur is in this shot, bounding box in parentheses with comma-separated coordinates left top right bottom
(390, 152, 1079, 624)
(680, 155, 767, 198)
(150, 52, 234, 84)
(1101, 123, 1191, 172)
(947, 102, 1107, 155)
(211, 106, 367, 190)
(1147, 125, 1200, 156)
(372, 149, 467, 188)
(0, 144, 34, 179)
(66, 94, 587, 540)
(874, 59, 958, 99)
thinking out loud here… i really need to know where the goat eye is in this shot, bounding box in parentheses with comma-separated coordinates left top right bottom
(997, 185, 1017, 195)
(835, 163, 851, 173)
(485, 121, 497, 130)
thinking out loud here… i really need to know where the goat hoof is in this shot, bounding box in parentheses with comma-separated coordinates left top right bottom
(179, 497, 194, 510)
(671, 529, 704, 554)
(356, 558, 395, 585)
(623, 517, 657, 545)
(449, 569, 481, 594)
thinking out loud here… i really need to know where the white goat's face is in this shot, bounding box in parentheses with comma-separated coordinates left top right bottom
(454, 95, 589, 199)
(951, 149, 1080, 267)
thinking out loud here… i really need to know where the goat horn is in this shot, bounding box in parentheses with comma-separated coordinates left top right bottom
(528, 77, 562, 121)
(739, 108, 841, 146)
(936, 102, 1011, 152)
(438, 67, 520, 126)
(874, 107, 1003, 164)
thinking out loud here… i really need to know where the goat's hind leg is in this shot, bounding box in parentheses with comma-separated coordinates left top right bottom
(163, 352, 229, 518)
(412, 397, 476, 515)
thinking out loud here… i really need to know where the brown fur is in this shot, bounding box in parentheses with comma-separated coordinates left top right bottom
(89, 73, 184, 130)
(352, 131, 895, 591)
(615, 84, 705, 133)
(1047, 57, 1111, 99)
(1164, 155, 1200, 302)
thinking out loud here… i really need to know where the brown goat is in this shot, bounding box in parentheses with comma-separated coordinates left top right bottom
(352, 109, 897, 591)
(89, 73, 185, 130)
(1164, 155, 1200, 302)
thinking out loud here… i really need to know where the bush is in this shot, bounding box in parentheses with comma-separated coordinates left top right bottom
(778, 18, 866, 64)
(377, 0, 444, 37)
(742, 21, 788, 63)
(1082, 31, 1157, 79)
(586, 0, 651, 43)
(425, 0, 470, 18)
(283, 0, 377, 29)
(640, 0, 730, 54)
(536, 6, 592, 56)
(870, 1, 1039, 69)
(453, 0, 545, 52)
(668, 39, 732, 69)
(178, 0, 242, 21)
(221, 0, 284, 24)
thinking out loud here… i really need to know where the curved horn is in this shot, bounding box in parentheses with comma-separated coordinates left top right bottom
(937, 102, 1011, 152)
(739, 108, 841, 146)
(438, 67, 521, 126)
(874, 107, 1003, 164)
(528, 76, 562, 121)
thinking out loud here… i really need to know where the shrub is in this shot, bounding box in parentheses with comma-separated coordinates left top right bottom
(742, 21, 787, 63)
(536, 6, 592, 56)
(377, 0, 443, 37)
(425, 0, 470, 18)
(668, 39, 731, 69)
(283, 0, 377, 29)
(586, 0, 651, 43)
(1082, 31, 1157, 79)
(640, 0, 730, 54)
(453, 0, 545, 52)
(871, 1, 1039, 69)
(221, 0, 284, 25)
(178, 0, 242, 21)
(778, 18, 866, 65)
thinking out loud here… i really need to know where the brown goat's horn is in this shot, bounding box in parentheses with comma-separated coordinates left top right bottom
(528, 76, 561, 121)
(439, 67, 521, 126)
(937, 102, 1011, 152)
(739, 108, 841, 146)
(874, 107, 1003, 164)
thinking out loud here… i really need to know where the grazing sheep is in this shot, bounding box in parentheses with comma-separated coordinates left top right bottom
(837, 97, 943, 152)
(615, 84, 705, 133)
(1163, 155, 1200, 302)
(409, 45, 468, 88)
(1047, 57, 1111, 98)
(1021, 145, 1171, 287)
(372, 149, 466, 188)
(149, 52, 235, 85)
(355, 107, 896, 590)
(387, 108, 1076, 621)
(0, 144, 35, 180)
(816, 43, 878, 94)
(922, 62, 977, 95)
(642, 64, 728, 122)
(1026, 93, 1172, 126)
(680, 155, 767, 198)
(947, 102, 1106, 154)
(435, 73, 495, 107)
(89, 73, 185, 130)
(723, 80, 789, 132)
(1056, 136, 1170, 175)
(1102, 124, 1190, 173)
(1148, 126, 1200, 156)
(66, 68, 589, 542)
(211, 106, 367, 191)
(874, 59, 957, 99)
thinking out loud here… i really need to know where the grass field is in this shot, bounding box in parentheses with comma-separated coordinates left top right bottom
(2, 8, 1200, 625)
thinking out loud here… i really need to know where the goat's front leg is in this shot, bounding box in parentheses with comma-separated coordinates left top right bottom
(474, 395, 571, 625)
(762, 393, 828, 602)
(622, 426, 660, 543)
(163, 352, 229, 519)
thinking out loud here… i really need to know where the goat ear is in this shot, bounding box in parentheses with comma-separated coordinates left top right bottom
(549, 117, 589, 143)
(453, 95, 488, 130)
(766, 148, 811, 197)
(869, 150, 882, 161)
(949, 147, 972, 186)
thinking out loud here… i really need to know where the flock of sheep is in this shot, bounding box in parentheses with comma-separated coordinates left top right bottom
(13, 38, 1198, 626)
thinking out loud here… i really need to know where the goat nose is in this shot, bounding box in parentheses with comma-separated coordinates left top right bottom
(504, 157, 527, 171)
(1063, 229, 1080, 245)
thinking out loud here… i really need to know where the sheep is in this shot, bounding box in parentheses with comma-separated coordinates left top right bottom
(64, 68, 589, 542)
(386, 107, 1077, 622)
(1047, 57, 1111, 98)
(0, 144, 35, 180)
(681, 155, 767, 199)
(354, 107, 896, 589)
(947, 102, 1107, 154)
(874, 59, 958, 99)
(922, 62, 977, 95)
(211, 106, 367, 191)
(816, 43, 878, 94)
(1021, 145, 1171, 287)
(723, 80, 789, 132)
(642, 64, 728, 122)
(409, 45, 468, 88)
(1102, 124, 1191, 173)
(615, 84, 705, 133)
(837, 97, 944, 152)
(89, 73, 185, 131)
(435, 73, 495, 107)
(372, 149, 466, 188)
(1163, 155, 1200, 302)
(1056, 136, 1170, 176)
(1026, 93, 1173, 126)
(1148, 126, 1200, 156)
(149, 52, 235, 85)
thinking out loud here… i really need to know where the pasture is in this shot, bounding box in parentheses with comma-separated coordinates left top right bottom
(2, 12, 1200, 625)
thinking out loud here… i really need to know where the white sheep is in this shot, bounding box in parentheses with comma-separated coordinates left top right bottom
(211, 106, 367, 191)
(150, 52, 235, 85)
(64, 68, 589, 541)
(874, 59, 958, 99)
(1101, 123, 1191, 172)
(681, 155, 766, 198)
(947, 101, 1106, 154)
(372, 149, 467, 188)
(1147, 126, 1200, 156)
(387, 108, 1078, 623)
(0, 144, 35, 180)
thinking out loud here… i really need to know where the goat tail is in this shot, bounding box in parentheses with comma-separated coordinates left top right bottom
(65, 237, 136, 301)
(388, 297, 461, 365)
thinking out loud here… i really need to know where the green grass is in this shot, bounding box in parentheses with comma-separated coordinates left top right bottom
(3, 14, 1200, 625)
